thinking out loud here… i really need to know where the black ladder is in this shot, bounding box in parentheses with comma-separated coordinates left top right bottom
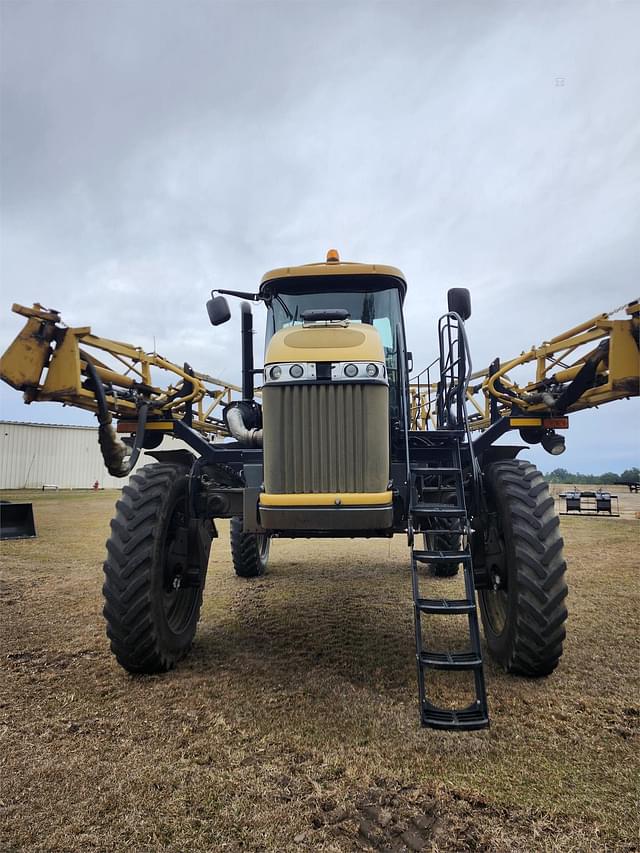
(409, 435, 489, 731)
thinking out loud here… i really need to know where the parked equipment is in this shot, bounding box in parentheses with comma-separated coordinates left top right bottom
(0, 501, 36, 540)
(0, 252, 638, 730)
(559, 490, 620, 516)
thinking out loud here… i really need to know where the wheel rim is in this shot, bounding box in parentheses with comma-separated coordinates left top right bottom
(163, 583, 199, 634)
(479, 507, 509, 637)
(162, 499, 200, 634)
(257, 534, 270, 565)
(482, 588, 508, 636)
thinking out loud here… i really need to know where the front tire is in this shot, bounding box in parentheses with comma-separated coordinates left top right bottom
(103, 463, 212, 673)
(419, 485, 461, 577)
(478, 460, 568, 676)
(230, 516, 270, 578)
(422, 529, 461, 577)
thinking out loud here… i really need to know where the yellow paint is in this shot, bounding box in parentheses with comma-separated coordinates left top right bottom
(0, 304, 241, 440)
(509, 417, 543, 427)
(265, 322, 384, 364)
(260, 491, 393, 507)
(42, 329, 83, 396)
(0, 316, 52, 390)
(261, 259, 406, 286)
(117, 421, 175, 432)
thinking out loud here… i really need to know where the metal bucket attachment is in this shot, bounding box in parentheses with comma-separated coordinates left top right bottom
(0, 501, 37, 540)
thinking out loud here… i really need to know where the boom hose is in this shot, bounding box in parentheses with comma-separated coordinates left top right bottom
(84, 359, 149, 477)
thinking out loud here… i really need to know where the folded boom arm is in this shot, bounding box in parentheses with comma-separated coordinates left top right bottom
(411, 299, 639, 432)
(0, 304, 250, 474)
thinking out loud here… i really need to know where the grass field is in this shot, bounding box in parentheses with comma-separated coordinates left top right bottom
(1, 488, 638, 852)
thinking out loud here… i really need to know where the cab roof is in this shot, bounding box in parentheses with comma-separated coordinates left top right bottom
(259, 253, 407, 299)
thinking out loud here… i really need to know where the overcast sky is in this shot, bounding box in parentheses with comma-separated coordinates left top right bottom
(1, 0, 638, 473)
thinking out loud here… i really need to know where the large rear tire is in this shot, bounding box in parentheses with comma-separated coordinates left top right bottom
(478, 460, 568, 676)
(103, 463, 212, 673)
(230, 516, 270, 578)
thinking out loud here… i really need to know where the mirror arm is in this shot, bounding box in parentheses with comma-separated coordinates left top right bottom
(213, 289, 263, 302)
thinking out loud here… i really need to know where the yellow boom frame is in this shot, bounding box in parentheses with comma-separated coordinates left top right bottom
(411, 300, 639, 431)
(0, 304, 244, 437)
(1, 299, 638, 439)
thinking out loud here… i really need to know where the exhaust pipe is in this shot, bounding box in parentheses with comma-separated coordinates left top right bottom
(225, 404, 262, 447)
(241, 301, 254, 401)
(221, 302, 262, 446)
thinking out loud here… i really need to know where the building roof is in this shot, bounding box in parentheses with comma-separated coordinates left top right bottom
(0, 420, 99, 431)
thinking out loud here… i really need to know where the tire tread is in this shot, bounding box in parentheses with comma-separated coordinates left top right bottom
(481, 459, 568, 676)
(102, 462, 204, 674)
(230, 517, 269, 578)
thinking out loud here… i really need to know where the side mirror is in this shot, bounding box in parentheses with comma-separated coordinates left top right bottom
(206, 295, 231, 326)
(447, 288, 471, 321)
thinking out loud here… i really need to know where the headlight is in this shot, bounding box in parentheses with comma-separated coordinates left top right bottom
(289, 364, 304, 378)
(344, 363, 358, 378)
(270, 365, 282, 380)
(366, 363, 379, 377)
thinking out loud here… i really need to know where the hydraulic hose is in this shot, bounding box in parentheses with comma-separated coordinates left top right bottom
(84, 359, 149, 477)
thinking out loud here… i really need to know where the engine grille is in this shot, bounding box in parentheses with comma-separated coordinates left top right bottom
(262, 383, 389, 494)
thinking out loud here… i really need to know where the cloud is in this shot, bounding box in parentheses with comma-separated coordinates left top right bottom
(1, 0, 638, 470)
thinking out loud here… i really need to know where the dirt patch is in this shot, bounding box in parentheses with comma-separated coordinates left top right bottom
(298, 781, 624, 852)
(0, 488, 638, 851)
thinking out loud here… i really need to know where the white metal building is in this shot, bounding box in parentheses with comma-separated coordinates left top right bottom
(0, 421, 192, 489)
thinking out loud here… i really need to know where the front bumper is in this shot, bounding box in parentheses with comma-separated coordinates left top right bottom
(258, 491, 393, 531)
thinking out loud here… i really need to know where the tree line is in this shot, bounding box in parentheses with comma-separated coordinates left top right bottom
(544, 467, 640, 485)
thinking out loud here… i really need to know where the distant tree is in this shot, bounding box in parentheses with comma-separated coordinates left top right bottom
(543, 467, 638, 484)
(544, 468, 576, 483)
(545, 468, 573, 483)
(620, 467, 640, 483)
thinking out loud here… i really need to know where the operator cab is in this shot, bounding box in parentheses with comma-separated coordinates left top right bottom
(260, 255, 409, 422)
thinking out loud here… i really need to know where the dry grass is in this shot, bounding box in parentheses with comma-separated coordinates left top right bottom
(1, 488, 639, 852)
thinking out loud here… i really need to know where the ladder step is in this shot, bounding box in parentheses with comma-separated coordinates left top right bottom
(407, 442, 489, 725)
(417, 526, 466, 535)
(421, 701, 489, 731)
(416, 597, 475, 614)
(409, 429, 466, 438)
(412, 467, 461, 475)
(419, 651, 482, 670)
(412, 504, 466, 517)
(413, 549, 470, 564)
(417, 485, 458, 491)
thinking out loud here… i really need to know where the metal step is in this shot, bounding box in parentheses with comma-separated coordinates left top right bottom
(413, 549, 470, 564)
(409, 429, 466, 440)
(412, 503, 466, 517)
(416, 485, 459, 491)
(412, 467, 461, 475)
(416, 525, 466, 535)
(421, 700, 489, 731)
(418, 651, 482, 670)
(416, 597, 475, 614)
(408, 431, 489, 730)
